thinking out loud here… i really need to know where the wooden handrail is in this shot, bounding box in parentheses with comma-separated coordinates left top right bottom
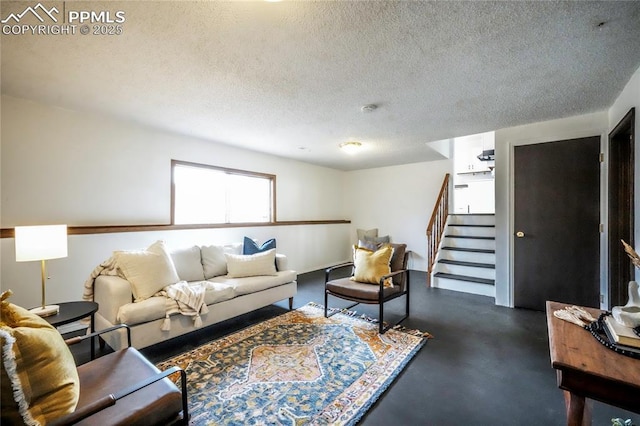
(426, 174, 450, 287)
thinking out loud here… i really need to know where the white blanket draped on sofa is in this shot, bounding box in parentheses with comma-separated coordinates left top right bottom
(159, 281, 211, 330)
(82, 255, 120, 302)
(82, 256, 210, 330)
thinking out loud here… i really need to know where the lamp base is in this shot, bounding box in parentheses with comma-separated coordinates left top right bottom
(30, 305, 60, 317)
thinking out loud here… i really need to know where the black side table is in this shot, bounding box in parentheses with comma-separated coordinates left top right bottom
(43, 301, 99, 359)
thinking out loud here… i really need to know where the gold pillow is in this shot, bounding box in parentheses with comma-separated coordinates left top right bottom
(0, 291, 79, 425)
(351, 244, 395, 287)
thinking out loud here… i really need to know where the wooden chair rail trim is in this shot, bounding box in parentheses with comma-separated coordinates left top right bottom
(425, 173, 450, 287)
(0, 220, 351, 238)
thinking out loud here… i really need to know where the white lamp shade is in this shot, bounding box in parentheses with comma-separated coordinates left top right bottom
(15, 225, 68, 262)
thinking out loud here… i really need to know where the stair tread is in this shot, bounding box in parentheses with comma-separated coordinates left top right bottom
(439, 259, 495, 269)
(448, 224, 495, 228)
(441, 246, 495, 254)
(434, 272, 495, 285)
(450, 214, 495, 216)
(445, 235, 495, 240)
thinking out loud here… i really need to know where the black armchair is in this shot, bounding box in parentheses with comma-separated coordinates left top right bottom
(324, 243, 410, 333)
(50, 325, 188, 426)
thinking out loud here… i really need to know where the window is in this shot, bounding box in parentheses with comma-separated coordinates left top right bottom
(171, 160, 275, 225)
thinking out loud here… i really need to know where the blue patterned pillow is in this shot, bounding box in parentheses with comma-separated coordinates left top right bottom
(243, 237, 276, 255)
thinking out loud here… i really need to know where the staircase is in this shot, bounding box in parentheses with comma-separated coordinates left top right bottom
(431, 214, 495, 297)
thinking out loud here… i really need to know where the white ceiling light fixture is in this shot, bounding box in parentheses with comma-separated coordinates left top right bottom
(339, 141, 362, 155)
(361, 104, 377, 113)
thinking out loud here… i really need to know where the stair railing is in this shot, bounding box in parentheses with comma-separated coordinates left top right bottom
(426, 173, 450, 287)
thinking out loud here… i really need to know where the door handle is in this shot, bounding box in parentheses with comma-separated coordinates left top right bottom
(516, 231, 525, 238)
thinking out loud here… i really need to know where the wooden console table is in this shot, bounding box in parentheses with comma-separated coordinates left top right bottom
(546, 301, 640, 426)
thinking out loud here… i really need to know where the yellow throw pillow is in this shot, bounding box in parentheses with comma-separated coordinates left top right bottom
(0, 291, 79, 425)
(351, 244, 395, 287)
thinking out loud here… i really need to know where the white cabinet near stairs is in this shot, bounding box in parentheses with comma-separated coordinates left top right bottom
(431, 214, 496, 298)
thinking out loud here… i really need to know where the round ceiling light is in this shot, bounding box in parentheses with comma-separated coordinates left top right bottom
(339, 141, 362, 154)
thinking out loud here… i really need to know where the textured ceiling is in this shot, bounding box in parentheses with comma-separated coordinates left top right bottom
(2, 1, 640, 171)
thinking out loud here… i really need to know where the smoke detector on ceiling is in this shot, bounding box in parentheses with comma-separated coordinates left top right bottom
(361, 104, 378, 113)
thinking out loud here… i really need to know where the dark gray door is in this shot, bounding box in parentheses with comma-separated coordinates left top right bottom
(608, 108, 635, 309)
(514, 137, 600, 311)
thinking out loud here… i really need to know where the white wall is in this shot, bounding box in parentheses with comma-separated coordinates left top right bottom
(494, 111, 609, 307)
(1, 95, 346, 226)
(0, 95, 351, 308)
(1, 95, 453, 310)
(608, 66, 640, 281)
(344, 160, 453, 272)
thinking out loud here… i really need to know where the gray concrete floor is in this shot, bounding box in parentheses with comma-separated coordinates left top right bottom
(73, 270, 639, 425)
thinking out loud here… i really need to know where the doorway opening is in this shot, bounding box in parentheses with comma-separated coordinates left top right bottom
(453, 131, 495, 214)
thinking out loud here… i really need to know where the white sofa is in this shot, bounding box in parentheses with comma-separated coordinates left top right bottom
(93, 243, 297, 350)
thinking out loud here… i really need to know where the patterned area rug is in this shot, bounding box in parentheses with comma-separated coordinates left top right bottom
(156, 303, 430, 425)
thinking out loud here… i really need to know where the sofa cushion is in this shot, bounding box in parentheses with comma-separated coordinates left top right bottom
(0, 292, 80, 425)
(209, 270, 296, 296)
(326, 277, 401, 301)
(116, 282, 237, 326)
(170, 246, 205, 282)
(225, 249, 278, 278)
(201, 245, 227, 278)
(242, 237, 276, 255)
(203, 282, 236, 305)
(117, 297, 167, 326)
(201, 244, 242, 279)
(115, 241, 180, 302)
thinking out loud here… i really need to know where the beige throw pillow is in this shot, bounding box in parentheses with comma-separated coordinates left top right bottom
(225, 249, 278, 278)
(115, 240, 180, 301)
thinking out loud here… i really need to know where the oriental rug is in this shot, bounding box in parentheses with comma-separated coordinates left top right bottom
(156, 303, 430, 426)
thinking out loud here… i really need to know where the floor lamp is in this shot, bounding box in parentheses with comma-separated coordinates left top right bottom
(15, 224, 68, 317)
